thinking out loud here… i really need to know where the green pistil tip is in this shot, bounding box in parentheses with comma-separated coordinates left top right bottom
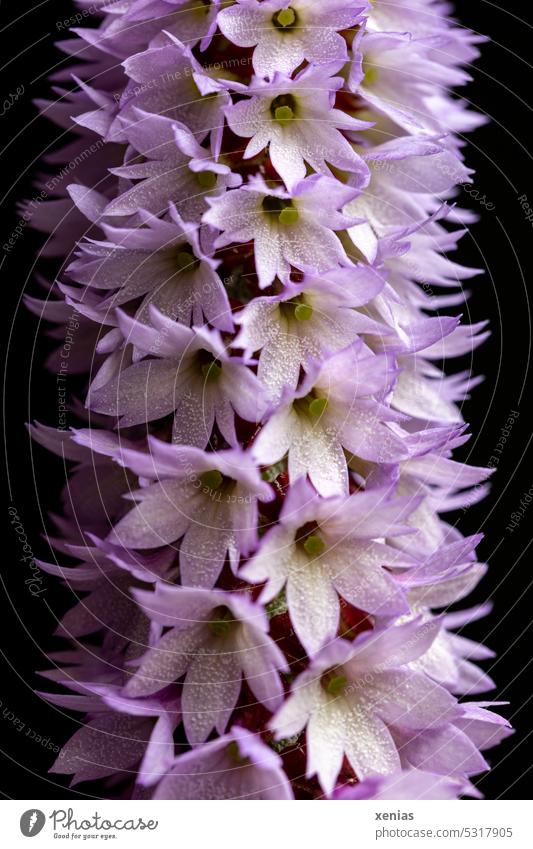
(303, 534, 326, 557)
(274, 105, 294, 122)
(294, 302, 313, 321)
(176, 250, 194, 270)
(226, 741, 240, 761)
(308, 396, 328, 416)
(208, 605, 235, 637)
(200, 469, 223, 491)
(209, 618, 232, 637)
(326, 674, 347, 696)
(363, 65, 378, 86)
(277, 8, 296, 27)
(197, 170, 217, 189)
(278, 207, 299, 225)
(226, 741, 250, 765)
(201, 360, 222, 381)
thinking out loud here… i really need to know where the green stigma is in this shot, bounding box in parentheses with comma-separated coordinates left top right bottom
(262, 195, 299, 225)
(199, 469, 223, 491)
(176, 250, 195, 270)
(201, 359, 222, 381)
(303, 534, 326, 557)
(226, 741, 250, 765)
(278, 207, 299, 225)
(197, 170, 217, 189)
(274, 105, 294, 122)
(208, 605, 236, 637)
(294, 302, 313, 321)
(326, 674, 348, 696)
(308, 396, 328, 417)
(363, 63, 378, 86)
(271, 93, 297, 123)
(273, 7, 296, 29)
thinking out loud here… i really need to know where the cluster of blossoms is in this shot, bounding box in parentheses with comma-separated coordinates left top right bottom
(26, 0, 511, 799)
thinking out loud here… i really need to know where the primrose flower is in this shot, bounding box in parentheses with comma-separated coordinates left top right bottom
(252, 341, 408, 496)
(117, 36, 228, 138)
(203, 174, 358, 288)
(271, 619, 459, 795)
(89, 306, 268, 446)
(24, 0, 507, 802)
(105, 113, 240, 222)
(68, 205, 233, 331)
(154, 726, 294, 799)
(45, 682, 181, 787)
(217, 0, 368, 78)
(242, 476, 417, 654)
(225, 63, 371, 188)
(334, 770, 478, 800)
(108, 439, 274, 586)
(233, 266, 385, 401)
(125, 584, 287, 743)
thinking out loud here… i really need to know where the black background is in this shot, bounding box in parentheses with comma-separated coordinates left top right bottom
(1, 1, 532, 800)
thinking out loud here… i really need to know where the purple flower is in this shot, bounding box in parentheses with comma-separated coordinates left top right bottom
(68, 205, 233, 331)
(203, 174, 359, 288)
(344, 136, 471, 263)
(89, 307, 268, 446)
(125, 585, 288, 743)
(402, 574, 497, 696)
(242, 476, 417, 654)
(225, 63, 370, 188)
(390, 700, 512, 778)
(108, 438, 273, 587)
(252, 341, 408, 495)
(46, 683, 181, 787)
(123, 2, 221, 52)
(217, 0, 368, 78)
(349, 27, 474, 136)
(105, 113, 240, 222)
(233, 266, 385, 401)
(115, 35, 229, 153)
(334, 770, 478, 800)
(270, 619, 459, 794)
(22, 0, 508, 802)
(153, 726, 293, 799)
